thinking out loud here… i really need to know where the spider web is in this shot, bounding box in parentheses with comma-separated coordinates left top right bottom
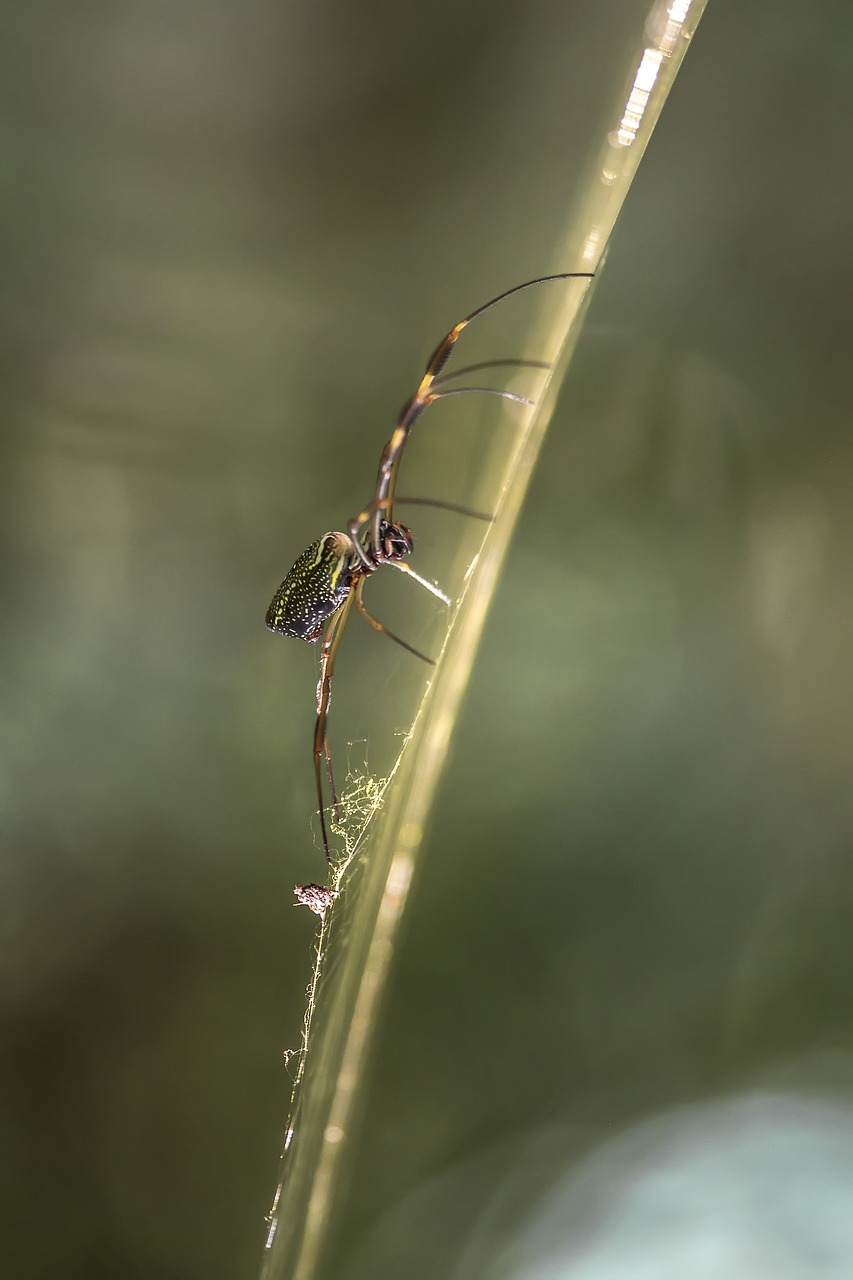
(264, 724, 417, 1253)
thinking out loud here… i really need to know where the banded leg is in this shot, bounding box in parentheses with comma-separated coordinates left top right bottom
(369, 272, 594, 551)
(353, 576, 435, 665)
(313, 588, 356, 862)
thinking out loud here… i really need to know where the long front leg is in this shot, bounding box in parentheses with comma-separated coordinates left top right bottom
(369, 272, 594, 550)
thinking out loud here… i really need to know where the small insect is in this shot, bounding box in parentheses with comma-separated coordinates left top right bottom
(266, 272, 594, 861)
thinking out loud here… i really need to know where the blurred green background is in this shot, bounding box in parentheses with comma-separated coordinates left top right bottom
(3, 1, 853, 1277)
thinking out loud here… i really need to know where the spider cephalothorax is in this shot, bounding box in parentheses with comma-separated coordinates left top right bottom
(377, 520, 413, 564)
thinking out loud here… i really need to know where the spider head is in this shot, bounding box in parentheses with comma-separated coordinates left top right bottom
(379, 520, 413, 562)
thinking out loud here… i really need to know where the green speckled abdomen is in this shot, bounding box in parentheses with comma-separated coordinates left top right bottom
(265, 531, 355, 642)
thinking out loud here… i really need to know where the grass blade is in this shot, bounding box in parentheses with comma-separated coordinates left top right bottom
(261, 3, 710, 1275)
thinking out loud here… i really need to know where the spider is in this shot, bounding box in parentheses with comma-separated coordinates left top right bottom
(266, 272, 594, 861)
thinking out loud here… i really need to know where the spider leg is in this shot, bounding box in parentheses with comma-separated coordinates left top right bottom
(354, 576, 435, 665)
(347, 383, 531, 559)
(432, 357, 550, 387)
(395, 496, 493, 522)
(348, 482, 498, 563)
(386, 559, 451, 606)
(428, 386, 533, 408)
(369, 272, 594, 553)
(322, 729, 338, 818)
(313, 588, 356, 863)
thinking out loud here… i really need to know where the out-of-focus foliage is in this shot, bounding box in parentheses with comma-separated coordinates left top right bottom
(3, 2, 853, 1278)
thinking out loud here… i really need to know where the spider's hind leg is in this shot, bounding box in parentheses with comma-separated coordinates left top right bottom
(312, 590, 356, 863)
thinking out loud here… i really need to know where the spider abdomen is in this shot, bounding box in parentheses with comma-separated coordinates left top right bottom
(266, 531, 355, 642)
